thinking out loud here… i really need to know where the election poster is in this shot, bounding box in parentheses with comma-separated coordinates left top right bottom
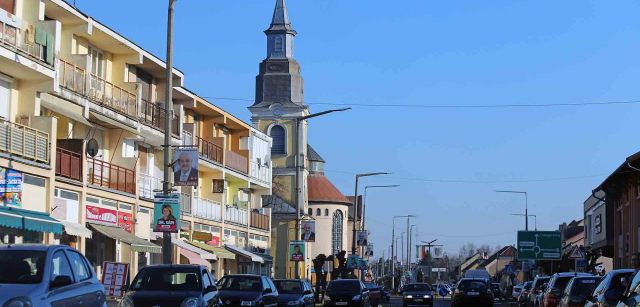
(289, 240, 305, 262)
(301, 221, 316, 242)
(173, 148, 198, 186)
(0, 167, 22, 207)
(153, 194, 180, 233)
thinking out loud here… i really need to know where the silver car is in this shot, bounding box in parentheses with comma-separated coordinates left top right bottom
(0, 244, 107, 307)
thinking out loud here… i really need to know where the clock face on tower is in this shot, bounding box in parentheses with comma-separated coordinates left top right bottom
(271, 105, 284, 117)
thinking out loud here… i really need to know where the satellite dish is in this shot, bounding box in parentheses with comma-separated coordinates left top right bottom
(86, 138, 99, 157)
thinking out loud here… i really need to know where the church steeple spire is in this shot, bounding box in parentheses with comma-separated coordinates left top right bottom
(266, 0, 296, 35)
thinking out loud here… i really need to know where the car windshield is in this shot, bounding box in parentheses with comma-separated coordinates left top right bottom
(551, 276, 573, 291)
(569, 278, 599, 299)
(0, 250, 46, 284)
(129, 267, 201, 291)
(274, 280, 303, 294)
(524, 282, 533, 290)
(327, 281, 360, 293)
(365, 283, 379, 290)
(457, 280, 487, 291)
(404, 284, 432, 291)
(534, 278, 550, 288)
(218, 276, 262, 291)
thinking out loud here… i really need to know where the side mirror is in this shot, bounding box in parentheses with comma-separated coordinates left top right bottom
(263, 288, 272, 295)
(50, 275, 73, 289)
(204, 285, 217, 293)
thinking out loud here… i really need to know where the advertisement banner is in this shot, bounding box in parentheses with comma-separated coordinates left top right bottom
(153, 194, 180, 233)
(301, 220, 316, 242)
(86, 205, 118, 226)
(432, 246, 444, 259)
(173, 148, 199, 186)
(208, 235, 220, 247)
(289, 240, 305, 262)
(117, 212, 133, 233)
(356, 230, 368, 246)
(101, 261, 129, 297)
(347, 255, 359, 270)
(0, 167, 22, 207)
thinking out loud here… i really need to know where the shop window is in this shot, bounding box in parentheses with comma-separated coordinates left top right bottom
(55, 188, 79, 201)
(23, 174, 45, 187)
(119, 203, 132, 211)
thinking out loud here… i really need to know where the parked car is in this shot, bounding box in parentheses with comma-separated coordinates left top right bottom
(400, 283, 434, 307)
(120, 264, 220, 307)
(528, 276, 550, 307)
(465, 269, 492, 280)
(382, 287, 391, 301)
(217, 274, 279, 307)
(558, 275, 600, 307)
(609, 269, 640, 307)
(364, 283, 382, 306)
(513, 283, 524, 300)
(491, 283, 504, 300)
(585, 269, 634, 307)
(451, 278, 494, 307)
(0, 244, 107, 307)
(273, 279, 314, 307)
(324, 279, 370, 307)
(518, 281, 533, 307)
(541, 272, 593, 307)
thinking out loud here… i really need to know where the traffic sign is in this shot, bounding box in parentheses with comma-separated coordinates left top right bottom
(575, 259, 587, 273)
(517, 231, 562, 260)
(503, 264, 515, 275)
(568, 246, 586, 260)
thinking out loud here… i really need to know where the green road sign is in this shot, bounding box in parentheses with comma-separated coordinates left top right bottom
(517, 231, 562, 260)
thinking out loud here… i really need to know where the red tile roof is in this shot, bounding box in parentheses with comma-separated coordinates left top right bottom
(308, 174, 351, 205)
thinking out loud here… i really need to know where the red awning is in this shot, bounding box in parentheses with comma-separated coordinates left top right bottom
(180, 248, 211, 267)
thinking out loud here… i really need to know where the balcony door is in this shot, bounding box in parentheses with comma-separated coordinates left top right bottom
(0, 78, 9, 120)
(89, 47, 105, 78)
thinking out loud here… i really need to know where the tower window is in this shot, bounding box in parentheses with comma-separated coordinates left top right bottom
(325, 209, 329, 216)
(270, 125, 286, 155)
(316, 208, 321, 216)
(274, 37, 283, 55)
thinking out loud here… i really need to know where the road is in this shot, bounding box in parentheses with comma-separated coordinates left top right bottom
(381, 296, 514, 307)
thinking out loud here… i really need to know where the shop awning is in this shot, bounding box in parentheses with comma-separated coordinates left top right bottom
(188, 241, 236, 260)
(90, 223, 161, 254)
(180, 248, 211, 267)
(151, 233, 217, 261)
(225, 245, 264, 263)
(57, 219, 92, 238)
(0, 206, 62, 234)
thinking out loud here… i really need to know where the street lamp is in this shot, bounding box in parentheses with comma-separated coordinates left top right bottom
(351, 172, 390, 256)
(409, 225, 417, 269)
(495, 190, 529, 231)
(511, 213, 537, 230)
(362, 185, 400, 231)
(391, 214, 415, 292)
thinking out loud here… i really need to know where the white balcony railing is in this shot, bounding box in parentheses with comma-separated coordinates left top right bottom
(249, 161, 271, 184)
(0, 119, 49, 163)
(194, 197, 222, 221)
(224, 205, 248, 225)
(138, 173, 162, 199)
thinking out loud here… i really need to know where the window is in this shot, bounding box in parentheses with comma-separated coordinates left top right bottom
(90, 47, 105, 78)
(51, 251, 74, 282)
(332, 210, 344, 254)
(0, 0, 14, 14)
(67, 251, 91, 281)
(316, 208, 321, 216)
(308, 208, 312, 216)
(325, 209, 329, 216)
(270, 125, 286, 155)
(0, 78, 10, 119)
(202, 269, 212, 288)
(123, 139, 136, 158)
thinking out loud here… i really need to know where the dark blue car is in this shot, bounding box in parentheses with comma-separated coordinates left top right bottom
(273, 279, 315, 306)
(217, 274, 279, 307)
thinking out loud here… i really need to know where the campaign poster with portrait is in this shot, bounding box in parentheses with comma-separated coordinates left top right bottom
(356, 230, 368, 246)
(153, 194, 180, 233)
(301, 221, 316, 242)
(289, 240, 305, 262)
(0, 167, 22, 207)
(173, 148, 198, 186)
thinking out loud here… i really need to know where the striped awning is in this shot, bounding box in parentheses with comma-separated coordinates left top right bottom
(0, 206, 62, 234)
(225, 244, 264, 263)
(57, 219, 93, 238)
(90, 223, 161, 254)
(188, 241, 236, 260)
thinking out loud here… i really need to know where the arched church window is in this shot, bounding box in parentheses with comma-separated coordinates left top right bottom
(332, 210, 344, 254)
(308, 208, 312, 216)
(324, 209, 329, 216)
(270, 125, 286, 154)
(316, 208, 321, 216)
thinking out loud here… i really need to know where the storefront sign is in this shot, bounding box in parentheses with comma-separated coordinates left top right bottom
(0, 167, 22, 207)
(192, 231, 212, 242)
(86, 205, 118, 226)
(118, 212, 133, 233)
(101, 261, 129, 297)
(153, 194, 180, 233)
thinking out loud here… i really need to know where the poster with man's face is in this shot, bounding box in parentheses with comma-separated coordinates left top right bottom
(356, 230, 368, 246)
(289, 241, 305, 262)
(173, 148, 198, 186)
(301, 221, 316, 242)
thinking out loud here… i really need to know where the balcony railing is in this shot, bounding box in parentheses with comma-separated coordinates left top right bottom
(196, 136, 223, 164)
(139, 99, 180, 135)
(249, 161, 271, 184)
(0, 21, 50, 65)
(55, 147, 82, 181)
(250, 211, 270, 230)
(88, 74, 137, 118)
(226, 150, 248, 174)
(194, 197, 222, 221)
(138, 173, 162, 199)
(0, 119, 49, 163)
(58, 59, 85, 93)
(224, 205, 248, 225)
(87, 158, 135, 194)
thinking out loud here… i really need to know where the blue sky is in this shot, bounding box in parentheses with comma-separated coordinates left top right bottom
(74, 0, 640, 256)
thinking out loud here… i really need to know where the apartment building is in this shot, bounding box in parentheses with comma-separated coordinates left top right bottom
(0, 0, 273, 280)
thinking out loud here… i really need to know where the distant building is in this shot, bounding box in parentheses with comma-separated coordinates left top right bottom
(479, 246, 517, 278)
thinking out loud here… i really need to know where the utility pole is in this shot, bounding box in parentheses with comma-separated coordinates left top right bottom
(391, 215, 413, 292)
(420, 239, 441, 283)
(401, 232, 405, 268)
(162, 0, 176, 265)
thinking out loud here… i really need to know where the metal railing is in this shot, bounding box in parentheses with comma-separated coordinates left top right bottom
(0, 21, 49, 64)
(180, 192, 192, 215)
(196, 136, 223, 164)
(55, 147, 82, 181)
(88, 74, 137, 117)
(140, 99, 179, 136)
(194, 197, 222, 221)
(58, 59, 85, 93)
(0, 119, 49, 163)
(87, 158, 135, 194)
(224, 205, 248, 225)
(250, 211, 270, 230)
(226, 150, 248, 174)
(249, 161, 271, 184)
(138, 173, 162, 199)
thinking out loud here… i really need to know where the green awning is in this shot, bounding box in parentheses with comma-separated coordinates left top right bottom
(188, 241, 236, 259)
(0, 206, 62, 234)
(90, 223, 161, 254)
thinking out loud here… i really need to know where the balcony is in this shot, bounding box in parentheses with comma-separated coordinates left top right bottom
(193, 197, 222, 221)
(58, 59, 85, 93)
(87, 158, 135, 194)
(196, 136, 223, 164)
(55, 147, 82, 181)
(138, 173, 162, 200)
(249, 161, 271, 184)
(0, 119, 49, 163)
(0, 20, 52, 66)
(180, 192, 192, 215)
(224, 205, 248, 225)
(139, 99, 180, 135)
(226, 151, 248, 174)
(250, 211, 270, 231)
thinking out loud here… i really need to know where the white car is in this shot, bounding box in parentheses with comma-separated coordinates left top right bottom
(512, 283, 523, 300)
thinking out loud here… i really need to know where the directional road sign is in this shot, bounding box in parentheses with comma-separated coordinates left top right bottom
(517, 231, 562, 260)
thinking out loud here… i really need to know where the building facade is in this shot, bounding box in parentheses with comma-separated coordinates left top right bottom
(0, 0, 273, 280)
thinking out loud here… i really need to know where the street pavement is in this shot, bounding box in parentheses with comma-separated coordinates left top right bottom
(381, 296, 514, 307)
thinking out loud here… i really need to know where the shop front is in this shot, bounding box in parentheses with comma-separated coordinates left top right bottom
(225, 244, 269, 276)
(51, 188, 92, 248)
(0, 206, 63, 243)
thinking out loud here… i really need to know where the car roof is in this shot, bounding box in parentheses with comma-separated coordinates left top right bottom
(0, 244, 67, 252)
(141, 264, 205, 270)
(610, 269, 635, 274)
(222, 274, 264, 278)
(274, 279, 303, 282)
(330, 279, 360, 283)
(552, 272, 592, 278)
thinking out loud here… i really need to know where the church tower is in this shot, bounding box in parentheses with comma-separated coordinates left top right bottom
(249, 0, 310, 279)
